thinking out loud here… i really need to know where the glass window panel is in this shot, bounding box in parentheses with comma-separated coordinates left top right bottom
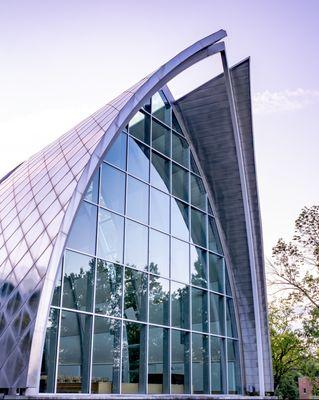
(152, 92, 171, 126)
(52, 263, 62, 307)
(191, 208, 207, 248)
(124, 268, 147, 322)
(171, 198, 189, 241)
(95, 260, 122, 317)
(209, 253, 224, 293)
(208, 201, 213, 216)
(171, 238, 189, 283)
(40, 308, 59, 393)
(62, 251, 94, 312)
(84, 170, 99, 203)
(172, 163, 189, 202)
(122, 321, 147, 393)
(227, 340, 241, 394)
(171, 329, 190, 394)
(190, 151, 200, 175)
(149, 229, 169, 277)
(67, 202, 97, 255)
(91, 317, 121, 394)
(149, 276, 169, 326)
(125, 219, 148, 271)
(100, 163, 125, 214)
(171, 281, 189, 329)
(150, 151, 170, 193)
(128, 136, 150, 182)
(57, 311, 92, 393)
(191, 174, 206, 211)
(208, 216, 223, 254)
(226, 298, 238, 338)
(211, 336, 225, 394)
(192, 287, 208, 333)
(152, 119, 171, 157)
(172, 112, 183, 135)
(148, 326, 169, 394)
(150, 188, 169, 233)
(225, 267, 231, 296)
(192, 333, 209, 394)
(191, 246, 208, 289)
(104, 131, 127, 170)
(126, 176, 149, 224)
(97, 209, 124, 263)
(210, 293, 225, 335)
(172, 132, 189, 168)
(129, 111, 150, 145)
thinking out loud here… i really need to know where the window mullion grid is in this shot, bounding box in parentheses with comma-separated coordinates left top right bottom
(145, 180, 151, 395)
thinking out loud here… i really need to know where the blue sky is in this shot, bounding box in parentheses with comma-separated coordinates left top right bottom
(0, 0, 318, 259)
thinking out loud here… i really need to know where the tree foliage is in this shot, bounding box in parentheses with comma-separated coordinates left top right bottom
(269, 206, 319, 346)
(269, 206, 319, 398)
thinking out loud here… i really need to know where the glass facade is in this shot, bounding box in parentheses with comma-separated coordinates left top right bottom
(40, 90, 241, 395)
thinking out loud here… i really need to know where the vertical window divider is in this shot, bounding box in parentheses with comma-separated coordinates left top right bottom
(53, 256, 65, 393)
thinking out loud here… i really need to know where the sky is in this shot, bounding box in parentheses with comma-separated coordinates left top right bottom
(0, 0, 318, 262)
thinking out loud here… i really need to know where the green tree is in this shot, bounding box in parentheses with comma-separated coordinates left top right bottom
(270, 206, 319, 347)
(269, 300, 306, 395)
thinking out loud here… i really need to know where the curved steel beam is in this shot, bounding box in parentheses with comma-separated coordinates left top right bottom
(26, 30, 227, 392)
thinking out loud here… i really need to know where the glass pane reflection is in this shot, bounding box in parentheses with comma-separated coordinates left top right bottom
(171, 281, 189, 329)
(172, 132, 189, 168)
(149, 276, 169, 326)
(127, 176, 149, 224)
(91, 317, 121, 394)
(84, 170, 99, 204)
(40, 309, 59, 393)
(171, 198, 189, 241)
(191, 174, 206, 211)
(104, 131, 127, 170)
(191, 208, 206, 248)
(129, 111, 150, 145)
(57, 311, 92, 393)
(192, 333, 209, 394)
(122, 322, 147, 393)
(209, 253, 224, 293)
(150, 188, 169, 233)
(67, 202, 97, 256)
(172, 163, 189, 202)
(210, 293, 225, 335)
(128, 137, 150, 182)
(149, 229, 169, 277)
(227, 340, 241, 394)
(124, 268, 147, 322)
(100, 163, 125, 214)
(171, 330, 190, 394)
(95, 260, 122, 317)
(192, 287, 208, 333)
(62, 250, 94, 312)
(97, 209, 124, 263)
(148, 326, 169, 393)
(125, 220, 148, 271)
(171, 238, 189, 283)
(191, 246, 208, 289)
(150, 151, 170, 193)
(152, 119, 171, 157)
(211, 336, 225, 394)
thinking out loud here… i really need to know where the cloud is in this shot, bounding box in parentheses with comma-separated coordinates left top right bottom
(252, 88, 319, 115)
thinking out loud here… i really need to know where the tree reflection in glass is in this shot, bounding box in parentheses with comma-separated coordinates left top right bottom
(62, 250, 95, 312)
(149, 275, 169, 326)
(124, 268, 147, 322)
(91, 317, 121, 394)
(95, 260, 122, 317)
(171, 281, 189, 329)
